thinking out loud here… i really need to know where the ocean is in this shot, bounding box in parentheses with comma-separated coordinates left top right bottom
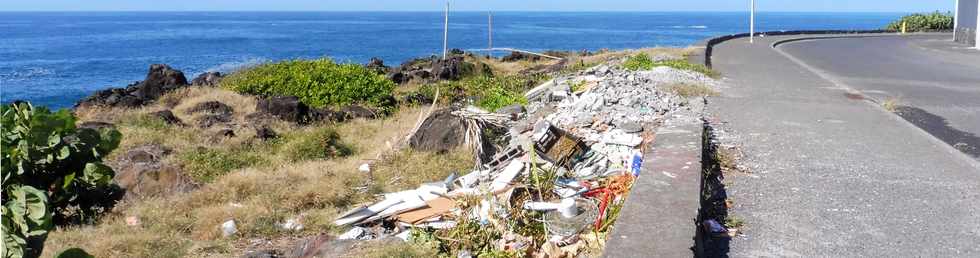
(0, 12, 904, 109)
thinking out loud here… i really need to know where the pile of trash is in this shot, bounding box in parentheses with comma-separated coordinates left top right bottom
(333, 61, 716, 257)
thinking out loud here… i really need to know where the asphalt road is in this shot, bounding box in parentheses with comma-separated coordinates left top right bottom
(778, 35, 980, 158)
(709, 34, 980, 257)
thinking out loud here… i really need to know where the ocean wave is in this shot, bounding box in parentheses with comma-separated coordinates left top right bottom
(205, 58, 270, 73)
(2, 67, 55, 81)
(670, 25, 708, 29)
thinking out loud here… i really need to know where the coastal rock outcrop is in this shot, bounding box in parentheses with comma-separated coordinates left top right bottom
(502, 51, 542, 62)
(408, 108, 467, 153)
(431, 56, 473, 81)
(76, 64, 189, 108)
(256, 96, 310, 123)
(385, 51, 483, 85)
(339, 105, 375, 119)
(365, 57, 389, 74)
(111, 144, 194, 199)
(191, 72, 224, 86)
(187, 101, 234, 128)
(150, 110, 184, 126)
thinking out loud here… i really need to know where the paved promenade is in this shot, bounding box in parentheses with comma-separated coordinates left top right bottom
(709, 34, 980, 257)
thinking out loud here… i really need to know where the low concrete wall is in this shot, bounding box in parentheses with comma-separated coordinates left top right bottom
(694, 30, 893, 68)
(603, 120, 704, 258)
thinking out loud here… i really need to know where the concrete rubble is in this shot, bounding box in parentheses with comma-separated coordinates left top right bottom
(332, 60, 717, 256)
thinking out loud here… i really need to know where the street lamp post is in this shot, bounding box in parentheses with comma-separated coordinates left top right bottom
(750, 0, 756, 43)
(443, 1, 449, 59)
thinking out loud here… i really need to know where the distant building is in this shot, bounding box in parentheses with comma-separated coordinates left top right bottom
(955, 0, 979, 47)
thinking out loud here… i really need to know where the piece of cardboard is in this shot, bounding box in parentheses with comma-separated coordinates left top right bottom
(396, 197, 456, 224)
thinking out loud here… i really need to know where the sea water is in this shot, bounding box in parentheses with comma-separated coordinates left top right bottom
(0, 12, 902, 108)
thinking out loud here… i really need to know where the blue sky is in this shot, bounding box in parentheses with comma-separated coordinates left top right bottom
(2, 0, 953, 12)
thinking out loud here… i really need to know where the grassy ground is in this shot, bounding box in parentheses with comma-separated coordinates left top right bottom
(46, 87, 474, 257)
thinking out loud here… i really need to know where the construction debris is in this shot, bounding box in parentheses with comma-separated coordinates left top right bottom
(221, 220, 238, 238)
(334, 59, 717, 257)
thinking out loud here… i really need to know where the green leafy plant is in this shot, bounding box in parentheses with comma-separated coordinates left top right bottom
(2, 103, 121, 258)
(221, 58, 397, 112)
(622, 53, 655, 71)
(569, 80, 588, 93)
(417, 75, 539, 112)
(886, 11, 954, 32)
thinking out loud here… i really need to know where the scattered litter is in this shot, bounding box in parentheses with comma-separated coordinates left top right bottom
(396, 197, 455, 224)
(329, 60, 717, 257)
(279, 218, 304, 231)
(358, 163, 371, 173)
(125, 216, 140, 227)
(704, 219, 728, 234)
(338, 226, 369, 240)
(221, 220, 237, 237)
(395, 230, 411, 241)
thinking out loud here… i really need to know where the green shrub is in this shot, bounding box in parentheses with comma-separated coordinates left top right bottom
(222, 59, 397, 112)
(280, 127, 352, 162)
(178, 148, 265, 183)
(623, 53, 719, 78)
(623, 53, 655, 71)
(416, 75, 539, 111)
(886, 12, 954, 32)
(2, 103, 121, 258)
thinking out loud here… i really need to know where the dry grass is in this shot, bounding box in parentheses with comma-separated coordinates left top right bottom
(46, 86, 477, 257)
(663, 83, 720, 98)
(881, 97, 902, 112)
(343, 240, 440, 258)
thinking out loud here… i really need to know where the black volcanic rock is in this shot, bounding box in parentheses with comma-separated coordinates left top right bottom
(191, 72, 223, 86)
(365, 57, 388, 74)
(150, 110, 184, 126)
(256, 96, 310, 123)
(76, 64, 189, 108)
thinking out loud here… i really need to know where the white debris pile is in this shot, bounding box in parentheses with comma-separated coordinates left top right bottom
(328, 59, 717, 257)
(534, 64, 717, 138)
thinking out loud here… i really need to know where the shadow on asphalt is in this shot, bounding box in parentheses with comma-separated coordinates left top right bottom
(698, 122, 732, 258)
(894, 105, 980, 158)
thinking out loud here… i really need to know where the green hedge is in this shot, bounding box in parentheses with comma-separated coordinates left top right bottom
(222, 59, 396, 111)
(886, 12, 954, 32)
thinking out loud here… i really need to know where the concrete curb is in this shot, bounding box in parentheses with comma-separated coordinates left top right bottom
(603, 99, 707, 258)
(602, 123, 703, 258)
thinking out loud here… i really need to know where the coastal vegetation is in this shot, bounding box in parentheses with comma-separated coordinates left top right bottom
(222, 59, 397, 112)
(886, 11, 954, 32)
(1, 103, 121, 258)
(414, 74, 542, 112)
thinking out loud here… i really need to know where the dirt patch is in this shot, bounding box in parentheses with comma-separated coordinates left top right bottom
(844, 92, 865, 100)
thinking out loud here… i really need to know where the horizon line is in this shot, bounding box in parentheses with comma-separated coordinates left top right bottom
(0, 10, 943, 13)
